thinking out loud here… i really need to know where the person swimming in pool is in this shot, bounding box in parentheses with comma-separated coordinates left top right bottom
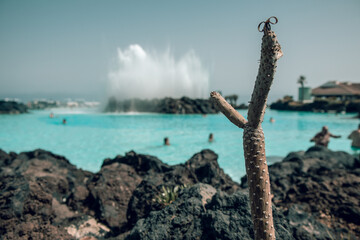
(208, 133, 214, 142)
(348, 124, 360, 153)
(164, 137, 170, 146)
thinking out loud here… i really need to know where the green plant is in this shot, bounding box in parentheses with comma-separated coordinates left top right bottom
(152, 184, 187, 206)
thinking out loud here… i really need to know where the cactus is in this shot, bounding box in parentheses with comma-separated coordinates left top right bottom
(210, 17, 282, 240)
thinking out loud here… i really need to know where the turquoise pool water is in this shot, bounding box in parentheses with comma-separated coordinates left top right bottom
(0, 108, 358, 181)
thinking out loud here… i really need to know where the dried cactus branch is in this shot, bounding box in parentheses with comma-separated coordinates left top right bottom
(247, 28, 283, 129)
(244, 125, 274, 240)
(210, 91, 247, 129)
(244, 24, 282, 240)
(210, 17, 282, 240)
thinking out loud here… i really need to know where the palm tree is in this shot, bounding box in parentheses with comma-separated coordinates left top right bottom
(297, 75, 306, 103)
(224, 94, 239, 107)
(233, 94, 238, 106)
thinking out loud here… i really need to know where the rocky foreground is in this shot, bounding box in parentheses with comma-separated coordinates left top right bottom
(0, 147, 359, 239)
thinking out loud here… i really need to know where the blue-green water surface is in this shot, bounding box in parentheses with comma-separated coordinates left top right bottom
(0, 108, 358, 181)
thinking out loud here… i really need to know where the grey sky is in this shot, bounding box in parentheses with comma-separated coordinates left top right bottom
(0, 0, 359, 103)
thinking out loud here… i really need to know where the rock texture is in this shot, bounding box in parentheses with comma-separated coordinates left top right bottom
(241, 146, 360, 239)
(0, 149, 240, 239)
(125, 150, 240, 229)
(0, 100, 28, 114)
(1, 146, 359, 239)
(104, 96, 219, 114)
(127, 183, 294, 240)
(0, 149, 89, 240)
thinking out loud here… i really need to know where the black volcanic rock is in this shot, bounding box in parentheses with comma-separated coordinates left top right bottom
(0, 148, 240, 239)
(235, 103, 248, 109)
(117, 149, 241, 229)
(101, 150, 172, 174)
(126, 183, 294, 240)
(104, 96, 219, 114)
(270, 98, 360, 113)
(87, 161, 143, 234)
(0, 100, 28, 114)
(0, 149, 91, 240)
(185, 149, 240, 193)
(241, 146, 360, 238)
(1, 146, 358, 239)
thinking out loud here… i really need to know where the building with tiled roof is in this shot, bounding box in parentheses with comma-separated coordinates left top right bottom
(311, 81, 360, 100)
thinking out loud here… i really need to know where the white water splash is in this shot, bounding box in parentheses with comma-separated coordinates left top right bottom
(107, 45, 209, 99)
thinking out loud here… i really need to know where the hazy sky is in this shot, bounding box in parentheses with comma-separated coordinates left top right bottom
(0, 0, 359, 103)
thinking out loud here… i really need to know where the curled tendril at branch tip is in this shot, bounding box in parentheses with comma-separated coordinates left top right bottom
(258, 16, 278, 33)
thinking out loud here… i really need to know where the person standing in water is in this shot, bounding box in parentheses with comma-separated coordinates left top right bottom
(208, 133, 214, 143)
(164, 137, 170, 146)
(310, 126, 341, 148)
(348, 124, 360, 153)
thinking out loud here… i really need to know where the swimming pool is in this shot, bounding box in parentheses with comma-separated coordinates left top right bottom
(0, 108, 357, 181)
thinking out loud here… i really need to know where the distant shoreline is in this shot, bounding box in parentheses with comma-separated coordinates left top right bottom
(270, 97, 360, 115)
